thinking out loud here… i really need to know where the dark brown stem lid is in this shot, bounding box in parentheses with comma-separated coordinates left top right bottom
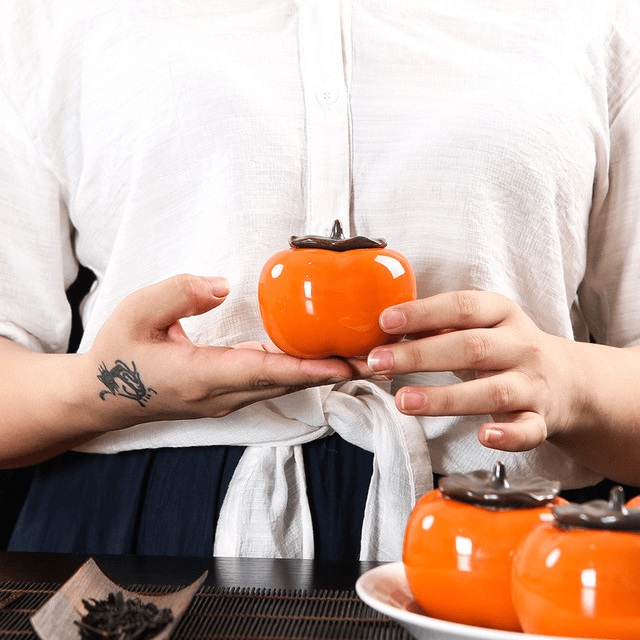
(439, 462, 561, 510)
(289, 220, 387, 251)
(552, 486, 640, 531)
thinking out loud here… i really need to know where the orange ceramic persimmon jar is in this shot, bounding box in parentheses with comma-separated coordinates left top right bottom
(403, 462, 566, 632)
(258, 220, 416, 358)
(512, 486, 640, 639)
(626, 492, 640, 508)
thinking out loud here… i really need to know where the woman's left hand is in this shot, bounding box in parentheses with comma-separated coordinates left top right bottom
(367, 290, 577, 452)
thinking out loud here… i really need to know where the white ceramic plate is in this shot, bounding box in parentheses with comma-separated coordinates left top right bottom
(355, 562, 591, 640)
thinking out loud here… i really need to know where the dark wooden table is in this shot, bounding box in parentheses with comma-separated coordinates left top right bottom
(0, 551, 408, 639)
(0, 551, 382, 591)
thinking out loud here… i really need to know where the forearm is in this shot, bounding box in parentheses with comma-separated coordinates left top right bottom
(546, 339, 640, 486)
(0, 337, 141, 468)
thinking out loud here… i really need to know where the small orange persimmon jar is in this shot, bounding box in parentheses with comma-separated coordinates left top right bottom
(403, 462, 566, 632)
(626, 492, 640, 509)
(258, 220, 416, 358)
(512, 486, 640, 639)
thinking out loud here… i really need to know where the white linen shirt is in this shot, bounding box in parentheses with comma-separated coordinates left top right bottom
(1, 0, 640, 559)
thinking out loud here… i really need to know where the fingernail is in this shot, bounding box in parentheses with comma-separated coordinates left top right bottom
(484, 427, 503, 445)
(380, 309, 406, 331)
(368, 350, 393, 373)
(208, 277, 230, 297)
(400, 391, 425, 411)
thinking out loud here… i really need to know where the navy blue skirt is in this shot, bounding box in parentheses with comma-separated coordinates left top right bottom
(9, 433, 374, 562)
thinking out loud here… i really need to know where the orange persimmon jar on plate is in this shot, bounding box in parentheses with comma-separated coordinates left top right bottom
(512, 486, 640, 639)
(403, 462, 566, 632)
(626, 492, 640, 509)
(258, 220, 416, 359)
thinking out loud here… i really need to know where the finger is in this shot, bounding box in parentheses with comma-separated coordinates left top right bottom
(394, 372, 531, 417)
(478, 412, 548, 452)
(261, 342, 286, 354)
(230, 344, 382, 383)
(123, 274, 230, 334)
(195, 346, 354, 391)
(339, 356, 390, 380)
(379, 290, 515, 335)
(240, 343, 381, 376)
(233, 341, 269, 352)
(368, 326, 519, 375)
(231, 342, 370, 380)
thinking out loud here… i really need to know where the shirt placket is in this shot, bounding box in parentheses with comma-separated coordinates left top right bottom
(298, 0, 352, 237)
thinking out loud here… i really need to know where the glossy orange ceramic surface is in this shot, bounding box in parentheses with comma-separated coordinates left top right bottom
(258, 246, 416, 358)
(403, 488, 565, 632)
(627, 494, 640, 508)
(512, 522, 640, 638)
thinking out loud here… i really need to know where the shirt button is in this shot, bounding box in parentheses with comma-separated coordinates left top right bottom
(316, 89, 339, 109)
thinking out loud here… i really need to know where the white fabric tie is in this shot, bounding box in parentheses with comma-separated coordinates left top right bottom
(213, 381, 433, 561)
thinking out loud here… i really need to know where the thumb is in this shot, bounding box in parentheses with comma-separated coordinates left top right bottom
(124, 274, 230, 334)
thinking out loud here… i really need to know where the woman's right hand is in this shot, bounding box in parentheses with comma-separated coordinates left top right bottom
(86, 274, 360, 426)
(0, 274, 362, 467)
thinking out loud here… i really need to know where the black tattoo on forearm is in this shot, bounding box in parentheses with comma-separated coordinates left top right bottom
(97, 360, 157, 407)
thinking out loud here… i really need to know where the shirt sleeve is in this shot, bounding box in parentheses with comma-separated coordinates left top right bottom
(579, 88, 640, 347)
(0, 87, 78, 354)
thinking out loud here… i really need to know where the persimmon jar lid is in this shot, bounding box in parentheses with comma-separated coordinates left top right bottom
(439, 461, 561, 510)
(552, 485, 640, 531)
(289, 219, 386, 251)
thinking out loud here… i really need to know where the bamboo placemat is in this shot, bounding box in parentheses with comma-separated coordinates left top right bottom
(0, 580, 412, 639)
